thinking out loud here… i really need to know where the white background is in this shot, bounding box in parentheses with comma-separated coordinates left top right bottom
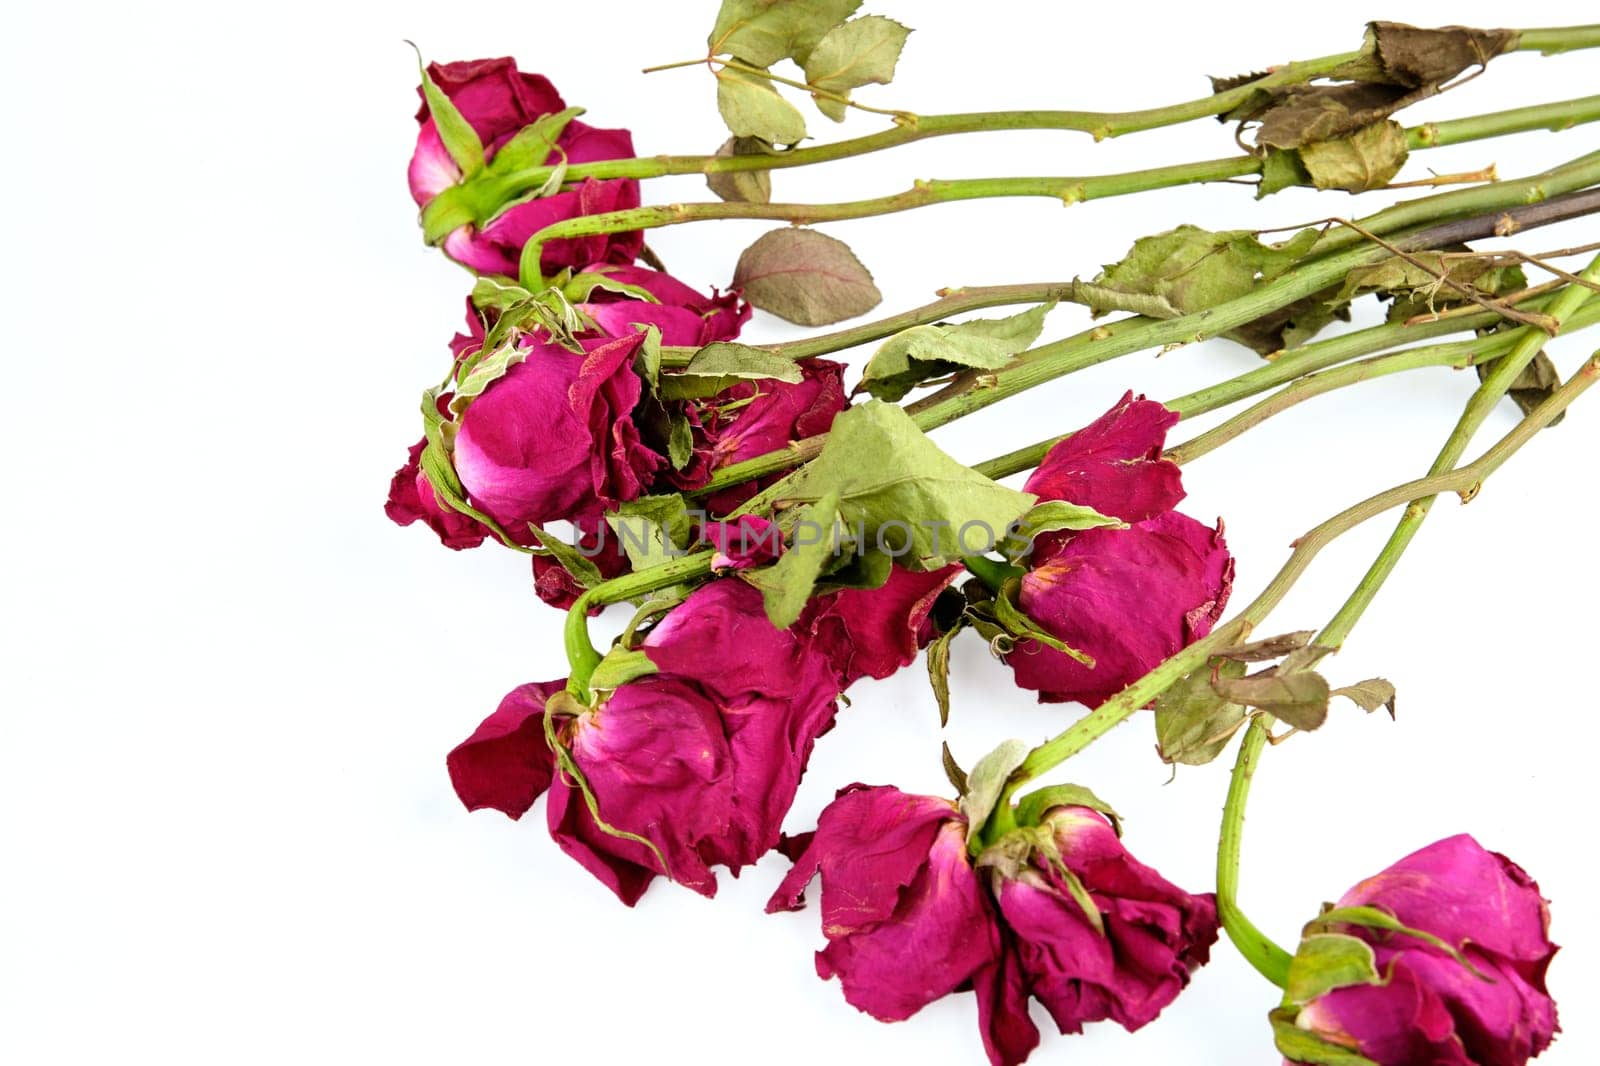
(5, 2, 1598, 1063)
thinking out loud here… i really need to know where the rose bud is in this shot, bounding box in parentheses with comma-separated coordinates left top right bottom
(545, 579, 843, 902)
(800, 563, 964, 688)
(767, 785, 1004, 1025)
(1005, 392, 1231, 705)
(451, 329, 663, 529)
(1022, 391, 1186, 525)
(408, 58, 641, 276)
(1277, 834, 1558, 1066)
(530, 514, 629, 611)
(385, 437, 491, 550)
(981, 805, 1219, 1040)
(1008, 512, 1233, 706)
(576, 264, 750, 347)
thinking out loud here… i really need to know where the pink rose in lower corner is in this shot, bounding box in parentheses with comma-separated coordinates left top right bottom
(408, 58, 641, 276)
(445, 579, 843, 905)
(1007, 392, 1233, 705)
(1280, 835, 1558, 1066)
(770, 791, 1217, 1066)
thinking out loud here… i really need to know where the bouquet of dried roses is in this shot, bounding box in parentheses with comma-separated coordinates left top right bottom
(386, 6, 1600, 1063)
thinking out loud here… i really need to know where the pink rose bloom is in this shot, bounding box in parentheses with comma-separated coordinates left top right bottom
(408, 58, 641, 276)
(988, 805, 1218, 1042)
(577, 264, 749, 347)
(1008, 393, 1233, 705)
(767, 786, 1004, 1022)
(1285, 835, 1558, 1066)
(799, 563, 963, 688)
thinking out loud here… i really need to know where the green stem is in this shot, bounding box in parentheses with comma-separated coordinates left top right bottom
(1013, 348, 1600, 782)
(962, 554, 1024, 593)
(562, 550, 716, 700)
(695, 153, 1600, 501)
(516, 102, 1600, 287)
(661, 282, 1076, 368)
(1165, 300, 1600, 465)
(1217, 717, 1293, 987)
(975, 292, 1571, 480)
(1317, 252, 1600, 649)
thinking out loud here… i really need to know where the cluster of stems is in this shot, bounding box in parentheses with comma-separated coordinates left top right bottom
(529, 28, 1600, 993)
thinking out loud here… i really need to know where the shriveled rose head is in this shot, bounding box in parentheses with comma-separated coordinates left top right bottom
(1010, 512, 1233, 706)
(385, 437, 490, 550)
(451, 330, 661, 529)
(1023, 391, 1185, 525)
(576, 264, 750, 347)
(546, 579, 842, 902)
(799, 563, 962, 688)
(686, 358, 848, 511)
(767, 786, 1003, 1023)
(530, 513, 629, 611)
(1281, 835, 1558, 1066)
(984, 805, 1218, 1044)
(408, 58, 641, 276)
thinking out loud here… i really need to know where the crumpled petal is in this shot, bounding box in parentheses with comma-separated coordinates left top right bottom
(445, 680, 566, 818)
(1023, 392, 1185, 524)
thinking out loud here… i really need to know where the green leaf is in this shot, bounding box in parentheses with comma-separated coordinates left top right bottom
(775, 401, 1035, 571)
(1309, 904, 1489, 979)
(634, 324, 664, 396)
(744, 489, 841, 628)
(1014, 784, 1122, 835)
(733, 228, 882, 326)
(1299, 120, 1409, 192)
(1332, 678, 1397, 717)
(715, 64, 808, 145)
(927, 625, 958, 726)
(419, 185, 479, 244)
(941, 741, 968, 796)
(991, 578, 1093, 665)
(1257, 147, 1311, 198)
(659, 341, 803, 401)
(1154, 659, 1249, 766)
(470, 276, 536, 314)
(708, 0, 862, 67)
(802, 15, 911, 121)
(528, 526, 605, 591)
(959, 739, 1029, 844)
(448, 341, 531, 417)
(707, 137, 775, 204)
(668, 413, 695, 471)
(999, 499, 1124, 562)
(859, 303, 1053, 401)
(588, 645, 660, 693)
(1212, 669, 1331, 732)
(413, 48, 484, 176)
(1270, 1007, 1380, 1066)
(1078, 225, 1317, 319)
(563, 270, 665, 305)
(1286, 933, 1382, 1004)
(483, 107, 583, 175)
(605, 495, 696, 572)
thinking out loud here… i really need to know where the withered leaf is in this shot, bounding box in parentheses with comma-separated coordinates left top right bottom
(733, 228, 882, 325)
(1361, 22, 1518, 88)
(1298, 120, 1409, 192)
(1155, 659, 1248, 766)
(1215, 631, 1318, 663)
(706, 137, 774, 204)
(1332, 678, 1397, 718)
(1212, 670, 1331, 732)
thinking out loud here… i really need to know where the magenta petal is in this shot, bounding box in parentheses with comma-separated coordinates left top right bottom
(545, 773, 658, 907)
(1011, 514, 1233, 706)
(1023, 392, 1185, 523)
(385, 439, 490, 550)
(801, 564, 962, 688)
(445, 680, 566, 818)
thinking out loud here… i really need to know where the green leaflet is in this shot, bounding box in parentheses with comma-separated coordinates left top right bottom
(1212, 669, 1332, 732)
(775, 401, 1035, 571)
(802, 16, 911, 121)
(1077, 225, 1318, 319)
(528, 526, 605, 591)
(658, 341, 802, 400)
(743, 490, 842, 628)
(998, 499, 1123, 562)
(1299, 120, 1409, 192)
(605, 495, 696, 573)
(959, 739, 1030, 845)
(1013, 783, 1122, 835)
(926, 624, 958, 726)
(588, 645, 660, 693)
(859, 303, 1054, 401)
(707, 0, 862, 67)
(413, 48, 484, 176)
(715, 63, 808, 144)
(1285, 933, 1383, 1004)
